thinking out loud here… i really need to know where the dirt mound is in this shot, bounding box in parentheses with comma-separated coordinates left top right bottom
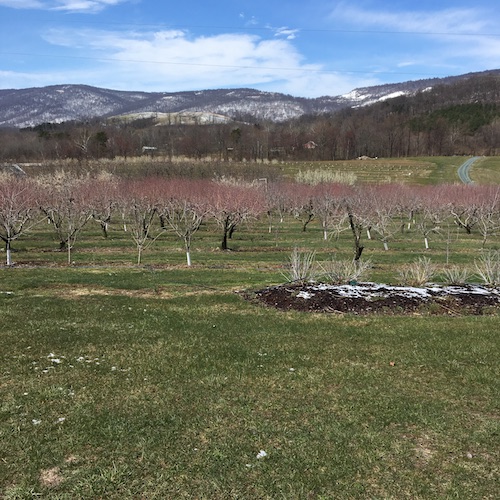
(248, 282, 500, 315)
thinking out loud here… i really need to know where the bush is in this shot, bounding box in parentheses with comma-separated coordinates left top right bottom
(439, 265, 472, 286)
(317, 257, 372, 284)
(398, 256, 436, 286)
(475, 250, 500, 286)
(282, 247, 316, 283)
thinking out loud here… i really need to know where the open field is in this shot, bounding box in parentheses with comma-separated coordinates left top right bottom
(467, 156, 500, 184)
(1, 159, 500, 498)
(282, 156, 500, 185)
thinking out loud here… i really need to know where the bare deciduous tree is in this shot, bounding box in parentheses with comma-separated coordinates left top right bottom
(157, 179, 208, 266)
(38, 173, 94, 264)
(208, 182, 264, 251)
(312, 183, 352, 241)
(118, 179, 164, 265)
(0, 177, 41, 265)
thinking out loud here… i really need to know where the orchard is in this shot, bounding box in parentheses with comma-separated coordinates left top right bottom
(1, 172, 500, 277)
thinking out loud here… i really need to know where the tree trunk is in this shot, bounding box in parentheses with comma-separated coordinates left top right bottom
(5, 240, 11, 266)
(301, 215, 313, 232)
(184, 237, 192, 266)
(348, 212, 364, 261)
(354, 244, 364, 261)
(221, 217, 231, 250)
(100, 221, 109, 238)
(221, 230, 229, 250)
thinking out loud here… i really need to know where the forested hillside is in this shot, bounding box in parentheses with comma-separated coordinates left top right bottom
(1, 72, 499, 162)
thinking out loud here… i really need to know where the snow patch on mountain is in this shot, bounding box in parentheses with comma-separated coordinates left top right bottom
(1, 70, 498, 128)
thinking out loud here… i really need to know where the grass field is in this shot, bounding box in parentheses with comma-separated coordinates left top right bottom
(19, 154, 500, 185)
(1, 158, 500, 498)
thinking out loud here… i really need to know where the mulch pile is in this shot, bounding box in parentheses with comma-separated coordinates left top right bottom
(246, 282, 500, 315)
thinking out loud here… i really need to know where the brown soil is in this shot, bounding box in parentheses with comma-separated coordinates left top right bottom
(247, 282, 500, 315)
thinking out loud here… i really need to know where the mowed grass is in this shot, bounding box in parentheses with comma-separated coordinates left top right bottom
(468, 156, 500, 184)
(2, 163, 500, 498)
(278, 156, 500, 185)
(1, 281, 499, 499)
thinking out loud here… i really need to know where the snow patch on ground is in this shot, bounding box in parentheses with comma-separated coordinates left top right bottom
(300, 282, 500, 300)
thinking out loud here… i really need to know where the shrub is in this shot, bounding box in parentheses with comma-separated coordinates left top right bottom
(282, 247, 316, 283)
(439, 265, 472, 286)
(317, 257, 372, 284)
(475, 250, 500, 286)
(398, 256, 436, 287)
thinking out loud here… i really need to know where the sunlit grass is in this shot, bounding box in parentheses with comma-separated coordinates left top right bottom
(468, 156, 500, 184)
(1, 289, 499, 498)
(279, 158, 438, 185)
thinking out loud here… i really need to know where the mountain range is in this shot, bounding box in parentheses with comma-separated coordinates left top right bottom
(1, 69, 499, 129)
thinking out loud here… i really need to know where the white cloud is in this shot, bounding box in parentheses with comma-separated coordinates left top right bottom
(329, 3, 490, 35)
(52, 0, 125, 13)
(41, 28, 351, 96)
(278, 72, 379, 98)
(0, 0, 127, 12)
(239, 12, 258, 26)
(0, 0, 44, 7)
(327, 3, 500, 77)
(274, 27, 299, 40)
(0, 69, 97, 88)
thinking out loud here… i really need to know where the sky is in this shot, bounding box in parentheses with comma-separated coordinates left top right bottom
(1, 0, 500, 98)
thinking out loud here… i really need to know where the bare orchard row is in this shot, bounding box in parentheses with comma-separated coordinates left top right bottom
(1, 174, 500, 266)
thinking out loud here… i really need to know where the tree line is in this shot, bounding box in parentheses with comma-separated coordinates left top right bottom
(1, 174, 500, 267)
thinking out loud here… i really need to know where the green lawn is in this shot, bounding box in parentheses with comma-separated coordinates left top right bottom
(1, 271, 499, 498)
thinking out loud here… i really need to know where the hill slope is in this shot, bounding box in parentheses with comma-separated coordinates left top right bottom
(1, 70, 499, 128)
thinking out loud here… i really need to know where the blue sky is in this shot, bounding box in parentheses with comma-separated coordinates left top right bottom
(1, 0, 500, 97)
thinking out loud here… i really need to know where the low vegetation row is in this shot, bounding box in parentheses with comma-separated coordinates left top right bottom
(283, 250, 500, 288)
